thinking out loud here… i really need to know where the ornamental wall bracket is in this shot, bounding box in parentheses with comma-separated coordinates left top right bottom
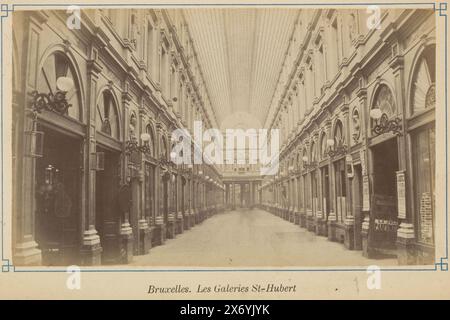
(326, 139, 348, 158)
(303, 161, 317, 171)
(125, 135, 152, 156)
(29, 89, 72, 115)
(372, 113, 403, 136)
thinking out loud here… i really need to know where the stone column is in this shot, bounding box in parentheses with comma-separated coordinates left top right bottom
(341, 102, 355, 250)
(78, 42, 106, 265)
(137, 109, 151, 255)
(13, 11, 51, 266)
(154, 122, 166, 245)
(294, 174, 300, 225)
(390, 45, 415, 264)
(166, 138, 176, 238)
(316, 167, 326, 236)
(118, 87, 134, 263)
(356, 76, 371, 257)
(227, 183, 230, 209)
(232, 183, 236, 209)
(189, 174, 195, 226)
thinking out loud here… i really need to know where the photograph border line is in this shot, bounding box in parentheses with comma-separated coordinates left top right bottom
(1, 1, 448, 273)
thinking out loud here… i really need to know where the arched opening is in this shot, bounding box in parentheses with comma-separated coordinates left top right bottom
(410, 45, 436, 115)
(34, 51, 83, 265)
(369, 84, 399, 255)
(331, 119, 347, 234)
(37, 51, 82, 121)
(370, 84, 397, 136)
(410, 44, 436, 249)
(96, 90, 120, 140)
(95, 89, 122, 264)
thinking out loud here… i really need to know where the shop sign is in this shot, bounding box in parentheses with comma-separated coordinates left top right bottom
(369, 194, 398, 249)
(374, 219, 398, 232)
(396, 170, 406, 219)
(362, 175, 370, 211)
(419, 192, 433, 244)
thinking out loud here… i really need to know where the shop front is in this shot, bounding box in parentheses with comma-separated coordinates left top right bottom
(35, 124, 82, 266)
(317, 134, 330, 237)
(26, 50, 85, 266)
(326, 119, 348, 244)
(402, 43, 436, 264)
(368, 137, 399, 257)
(95, 143, 122, 264)
(137, 123, 157, 255)
(362, 83, 401, 259)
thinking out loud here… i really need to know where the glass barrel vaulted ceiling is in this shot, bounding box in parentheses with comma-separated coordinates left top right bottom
(183, 8, 298, 130)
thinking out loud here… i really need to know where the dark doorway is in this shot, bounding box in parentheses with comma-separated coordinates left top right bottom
(95, 146, 120, 264)
(35, 126, 81, 266)
(370, 138, 399, 254)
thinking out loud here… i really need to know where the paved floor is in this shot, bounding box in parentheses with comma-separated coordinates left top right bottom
(131, 209, 398, 267)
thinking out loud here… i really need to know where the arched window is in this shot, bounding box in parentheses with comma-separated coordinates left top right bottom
(96, 90, 119, 140)
(145, 124, 155, 157)
(37, 51, 82, 120)
(372, 84, 396, 118)
(411, 45, 436, 114)
(320, 133, 327, 159)
(310, 141, 317, 163)
(410, 44, 436, 246)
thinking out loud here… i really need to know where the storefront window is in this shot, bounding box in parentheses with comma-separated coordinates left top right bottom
(413, 126, 435, 245)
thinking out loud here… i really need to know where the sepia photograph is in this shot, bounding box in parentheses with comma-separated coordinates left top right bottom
(0, 0, 448, 301)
